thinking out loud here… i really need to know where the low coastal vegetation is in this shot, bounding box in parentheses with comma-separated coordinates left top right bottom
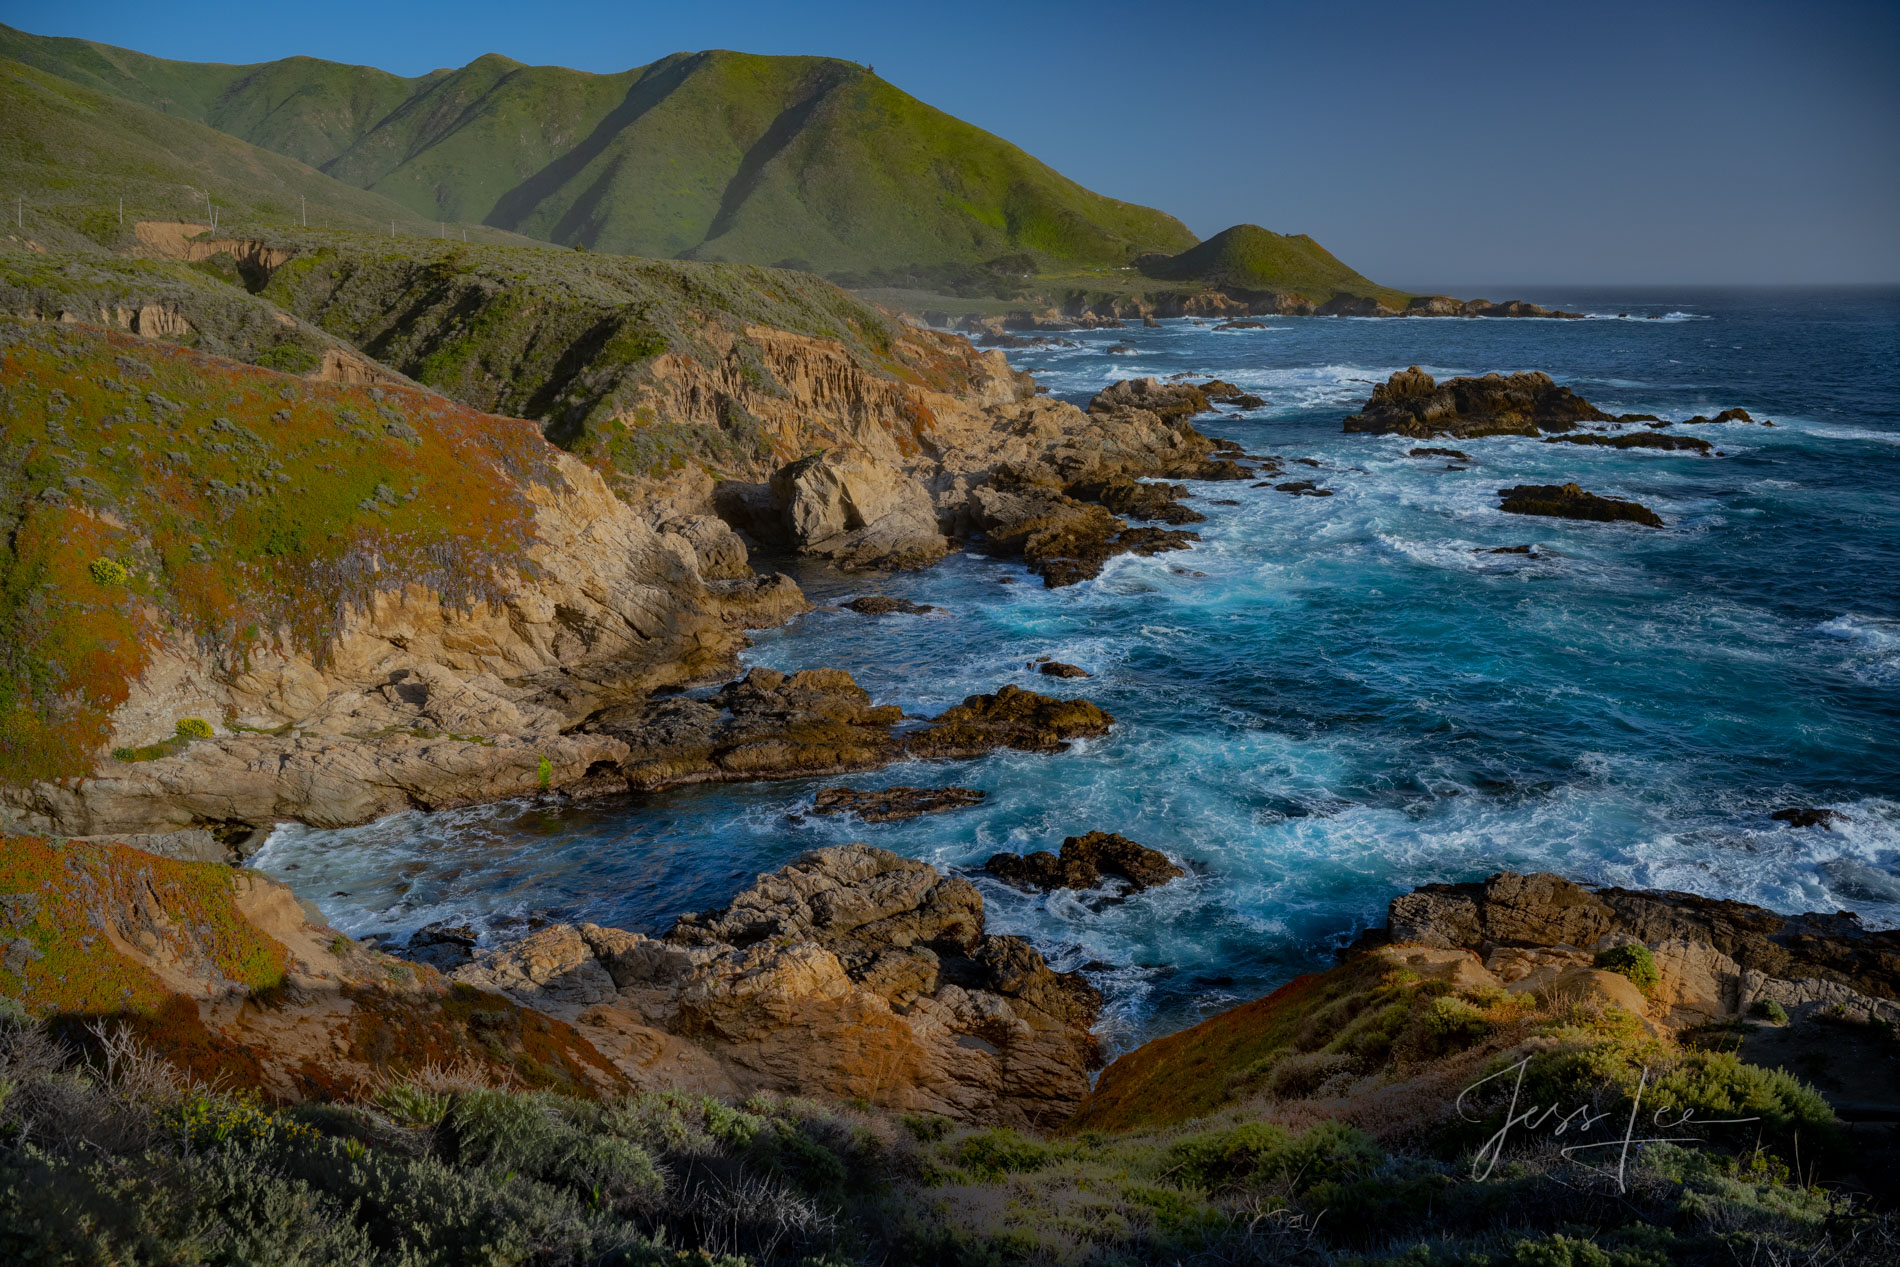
(2, 892, 1886, 1266)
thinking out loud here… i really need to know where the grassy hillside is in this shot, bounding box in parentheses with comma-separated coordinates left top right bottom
(232, 233, 988, 491)
(0, 25, 1198, 274)
(0, 56, 531, 251)
(0, 249, 380, 375)
(1138, 222, 1412, 306)
(0, 318, 561, 783)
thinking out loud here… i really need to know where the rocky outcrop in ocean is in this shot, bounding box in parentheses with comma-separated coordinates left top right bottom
(1498, 481, 1664, 527)
(1343, 366, 1612, 438)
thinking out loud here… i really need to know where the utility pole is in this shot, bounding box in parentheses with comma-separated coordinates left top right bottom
(390, 221, 395, 238)
(301, 195, 306, 228)
(15, 197, 20, 229)
(118, 196, 123, 226)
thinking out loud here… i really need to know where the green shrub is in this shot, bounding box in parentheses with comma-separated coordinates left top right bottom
(1750, 998, 1790, 1025)
(255, 341, 319, 374)
(175, 718, 215, 740)
(537, 753, 553, 788)
(952, 1128, 1050, 1180)
(1594, 943, 1660, 993)
(88, 557, 129, 586)
(1167, 1119, 1381, 1193)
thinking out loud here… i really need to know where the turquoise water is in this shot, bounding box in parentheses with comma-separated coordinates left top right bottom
(256, 287, 1900, 1052)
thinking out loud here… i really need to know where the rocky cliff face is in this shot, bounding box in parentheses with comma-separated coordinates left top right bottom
(0, 319, 801, 842)
(451, 844, 1103, 1127)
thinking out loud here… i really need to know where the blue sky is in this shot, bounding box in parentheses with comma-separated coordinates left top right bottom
(8, 0, 1897, 285)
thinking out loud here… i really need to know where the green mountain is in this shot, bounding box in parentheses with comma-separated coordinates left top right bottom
(0, 55, 528, 250)
(1136, 222, 1411, 306)
(0, 25, 1198, 274)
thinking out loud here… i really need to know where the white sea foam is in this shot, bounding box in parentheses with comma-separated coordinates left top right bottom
(1818, 614, 1900, 683)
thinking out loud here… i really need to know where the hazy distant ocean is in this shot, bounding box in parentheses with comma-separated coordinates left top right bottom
(255, 286, 1900, 1053)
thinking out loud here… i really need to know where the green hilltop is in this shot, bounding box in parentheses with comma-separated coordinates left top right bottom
(1137, 223, 1413, 306)
(0, 25, 1198, 275)
(0, 55, 530, 250)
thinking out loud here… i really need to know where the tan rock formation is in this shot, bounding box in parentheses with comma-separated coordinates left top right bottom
(1385, 870, 1900, 1030)
(453, 844, 1103, 1126)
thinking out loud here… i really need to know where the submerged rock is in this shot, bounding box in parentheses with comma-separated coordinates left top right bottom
(1409, 446, 1473, 463)
(1545, 432, 1713, 454)
(1773, 807, 1841, 830)
(985, 830, 1186, 894)
(455, 844, 1104, 1126)
(1497, 481, 1663, 528)
(1036, 660, 1091, 679)
(1273, 480, 1334, 497)
(811, 785, 986, 822)
(1344, 366, 1610, 438)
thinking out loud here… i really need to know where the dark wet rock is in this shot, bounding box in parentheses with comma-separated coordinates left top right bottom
(1546, 432, 1713, 454)
(404, 920, 480, 970)
(1679, 407, 1755, 425)
(1068, 476, 1206, 525)
(1617, 413, 1662, 423)
(812, 785, 986, 823)
(1274, 480, 1334, 497)
(843, 595, 936, 615)
(590, 669, 1111, 791)
(1199, 380, 1267, 409)
(1142, 315, 1161, 328)
(906, 684, 1113, 760)
(1037, 660, 1091, 679)
(1212, 498, 1241, 506)
(1105, 343, 1136, 355)
(1773, 807, 1841, 831)
(1213, 319, 1268, 330)
(971, 480, 1199, 588)
(1409, 446, 1473, 463)
(986, 830, 1186, 895)
(1480, 544, 1538, 555)
(1498, 481, 1663, 528)
(1344, 366, 1611, 438)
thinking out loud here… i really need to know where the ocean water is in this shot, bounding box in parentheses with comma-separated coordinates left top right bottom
(255, 287, 1900, 1053)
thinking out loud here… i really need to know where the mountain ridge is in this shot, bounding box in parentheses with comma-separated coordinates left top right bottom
(0, 25, 1199, 274)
